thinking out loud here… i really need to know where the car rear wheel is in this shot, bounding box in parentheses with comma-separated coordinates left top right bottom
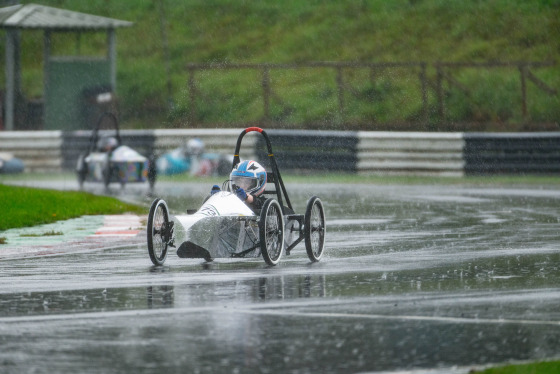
(304, 196, 325, 262)
(147, 198, 172, 266)
(259, 198, 284, 266)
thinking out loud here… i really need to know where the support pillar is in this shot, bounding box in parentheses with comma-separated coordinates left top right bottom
(4, 30, 15, 130)
(108, 29, 117, 91)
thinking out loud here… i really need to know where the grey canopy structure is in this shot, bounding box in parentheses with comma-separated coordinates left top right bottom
(0, 3, 132, 130)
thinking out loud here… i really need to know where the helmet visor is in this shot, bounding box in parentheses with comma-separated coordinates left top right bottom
(232, 176, 258, 192)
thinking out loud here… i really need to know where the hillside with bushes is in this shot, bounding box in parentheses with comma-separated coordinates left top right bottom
(5, 0, 560, 131)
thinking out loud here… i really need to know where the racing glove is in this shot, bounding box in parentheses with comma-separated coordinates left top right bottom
(236, 187, 248, 201)
(210, 185, 220, 195)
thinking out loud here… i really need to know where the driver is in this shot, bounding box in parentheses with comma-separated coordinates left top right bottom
(210, 160, 267, 211)
(97, 136, 118, 152)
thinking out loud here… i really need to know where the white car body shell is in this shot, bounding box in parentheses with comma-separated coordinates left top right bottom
(172, 192, 261, 258)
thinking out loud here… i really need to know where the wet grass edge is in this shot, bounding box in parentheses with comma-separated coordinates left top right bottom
(472, 360, 560, 374)
(0, 184, 145, 232)
(155, 173, 560, 186)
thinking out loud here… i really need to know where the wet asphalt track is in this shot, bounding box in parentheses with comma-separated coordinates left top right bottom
(1, 179, 559, 373)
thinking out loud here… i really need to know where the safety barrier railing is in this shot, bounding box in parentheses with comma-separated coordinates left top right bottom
(1, 130, 558, 176)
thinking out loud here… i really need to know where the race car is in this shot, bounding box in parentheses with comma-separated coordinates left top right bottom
(76, 112, 156, 190)
(155, 138, 232, 177)
(0, 152, 24, 174)
(147, 127, 326, 266)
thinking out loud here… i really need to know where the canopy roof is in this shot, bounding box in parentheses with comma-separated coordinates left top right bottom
(0, 3, 132, 30)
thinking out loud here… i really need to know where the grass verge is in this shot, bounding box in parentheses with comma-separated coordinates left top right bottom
(19, 230, 64, 237)
(473, 360, 560, 374)
(8, 0, 560, 129)
(0, 184, 145, 231)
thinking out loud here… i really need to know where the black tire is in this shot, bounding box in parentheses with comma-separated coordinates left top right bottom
(147, 198, 172, 266)
(259, 199, 284, 266)
(216, 156, 231, 176)
(76, 153, 88, 189)
(148, 154, 157, 190)
(304, 196, 326, 262)
(103, 154, 112, 188)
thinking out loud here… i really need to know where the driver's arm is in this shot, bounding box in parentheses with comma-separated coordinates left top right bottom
(249, 195, 265, 210)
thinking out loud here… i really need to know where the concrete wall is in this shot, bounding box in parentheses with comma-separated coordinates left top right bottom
(1, 129, 558, 176)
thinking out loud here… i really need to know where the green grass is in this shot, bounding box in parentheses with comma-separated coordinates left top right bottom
(473, 360, 560, 374)
(5, 0, 559, 130)
(19, 230, 63, 237)
(0, 184, 145, 231)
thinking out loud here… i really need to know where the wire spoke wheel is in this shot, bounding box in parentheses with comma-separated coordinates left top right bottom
(147, 198, 171, 266)
(259, 199, 284, 266)
(304, 196, 325, 262)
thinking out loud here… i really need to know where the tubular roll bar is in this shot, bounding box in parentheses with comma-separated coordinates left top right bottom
(89, 112, 122, 153)
(232, 127, 293, 211)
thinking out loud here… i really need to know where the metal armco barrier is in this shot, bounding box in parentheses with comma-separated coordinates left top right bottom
(357, 132, 464, 176)
(0, 131, 63, 172)
(153, 129, 255, 159)
(464, 132, 560, 175)
(1, 129, 559, 176)
(255, 130, 359, 171)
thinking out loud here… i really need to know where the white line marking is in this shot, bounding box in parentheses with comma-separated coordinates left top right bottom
(1, 305, 558, 327)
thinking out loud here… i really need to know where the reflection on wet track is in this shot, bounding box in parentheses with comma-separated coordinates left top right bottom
(0, 182, 559, 373)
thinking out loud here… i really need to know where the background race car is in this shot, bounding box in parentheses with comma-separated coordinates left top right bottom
(76, 112, 156, 190)
(156, 138, 232, 177)
(0, 152, 24, 174)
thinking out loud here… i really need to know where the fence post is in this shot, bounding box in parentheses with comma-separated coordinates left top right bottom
(519, 63, 528, 120)
(336, 66, 344, 113)
(262, 66, 270, 124)
(436, 63, 445, 123)
(420, 62, 428, 125)
(188, 66, 196, 125)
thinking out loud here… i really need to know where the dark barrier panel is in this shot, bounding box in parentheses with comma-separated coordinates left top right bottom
(254, 130, 359, 172)
(464, 132, 560, 175)
(61, 131, 156, 171)
(61, 132, 90, 171)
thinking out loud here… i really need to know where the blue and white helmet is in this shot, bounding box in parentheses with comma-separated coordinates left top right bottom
(230, 160, 267, 196)
(186, 138, 204, 156)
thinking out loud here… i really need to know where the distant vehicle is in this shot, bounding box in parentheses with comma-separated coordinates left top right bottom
(156, 138, 231, 177)
(0, 152, 24, 174)
(75, 112, 156, 189)
(147, 127, 326, 266)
